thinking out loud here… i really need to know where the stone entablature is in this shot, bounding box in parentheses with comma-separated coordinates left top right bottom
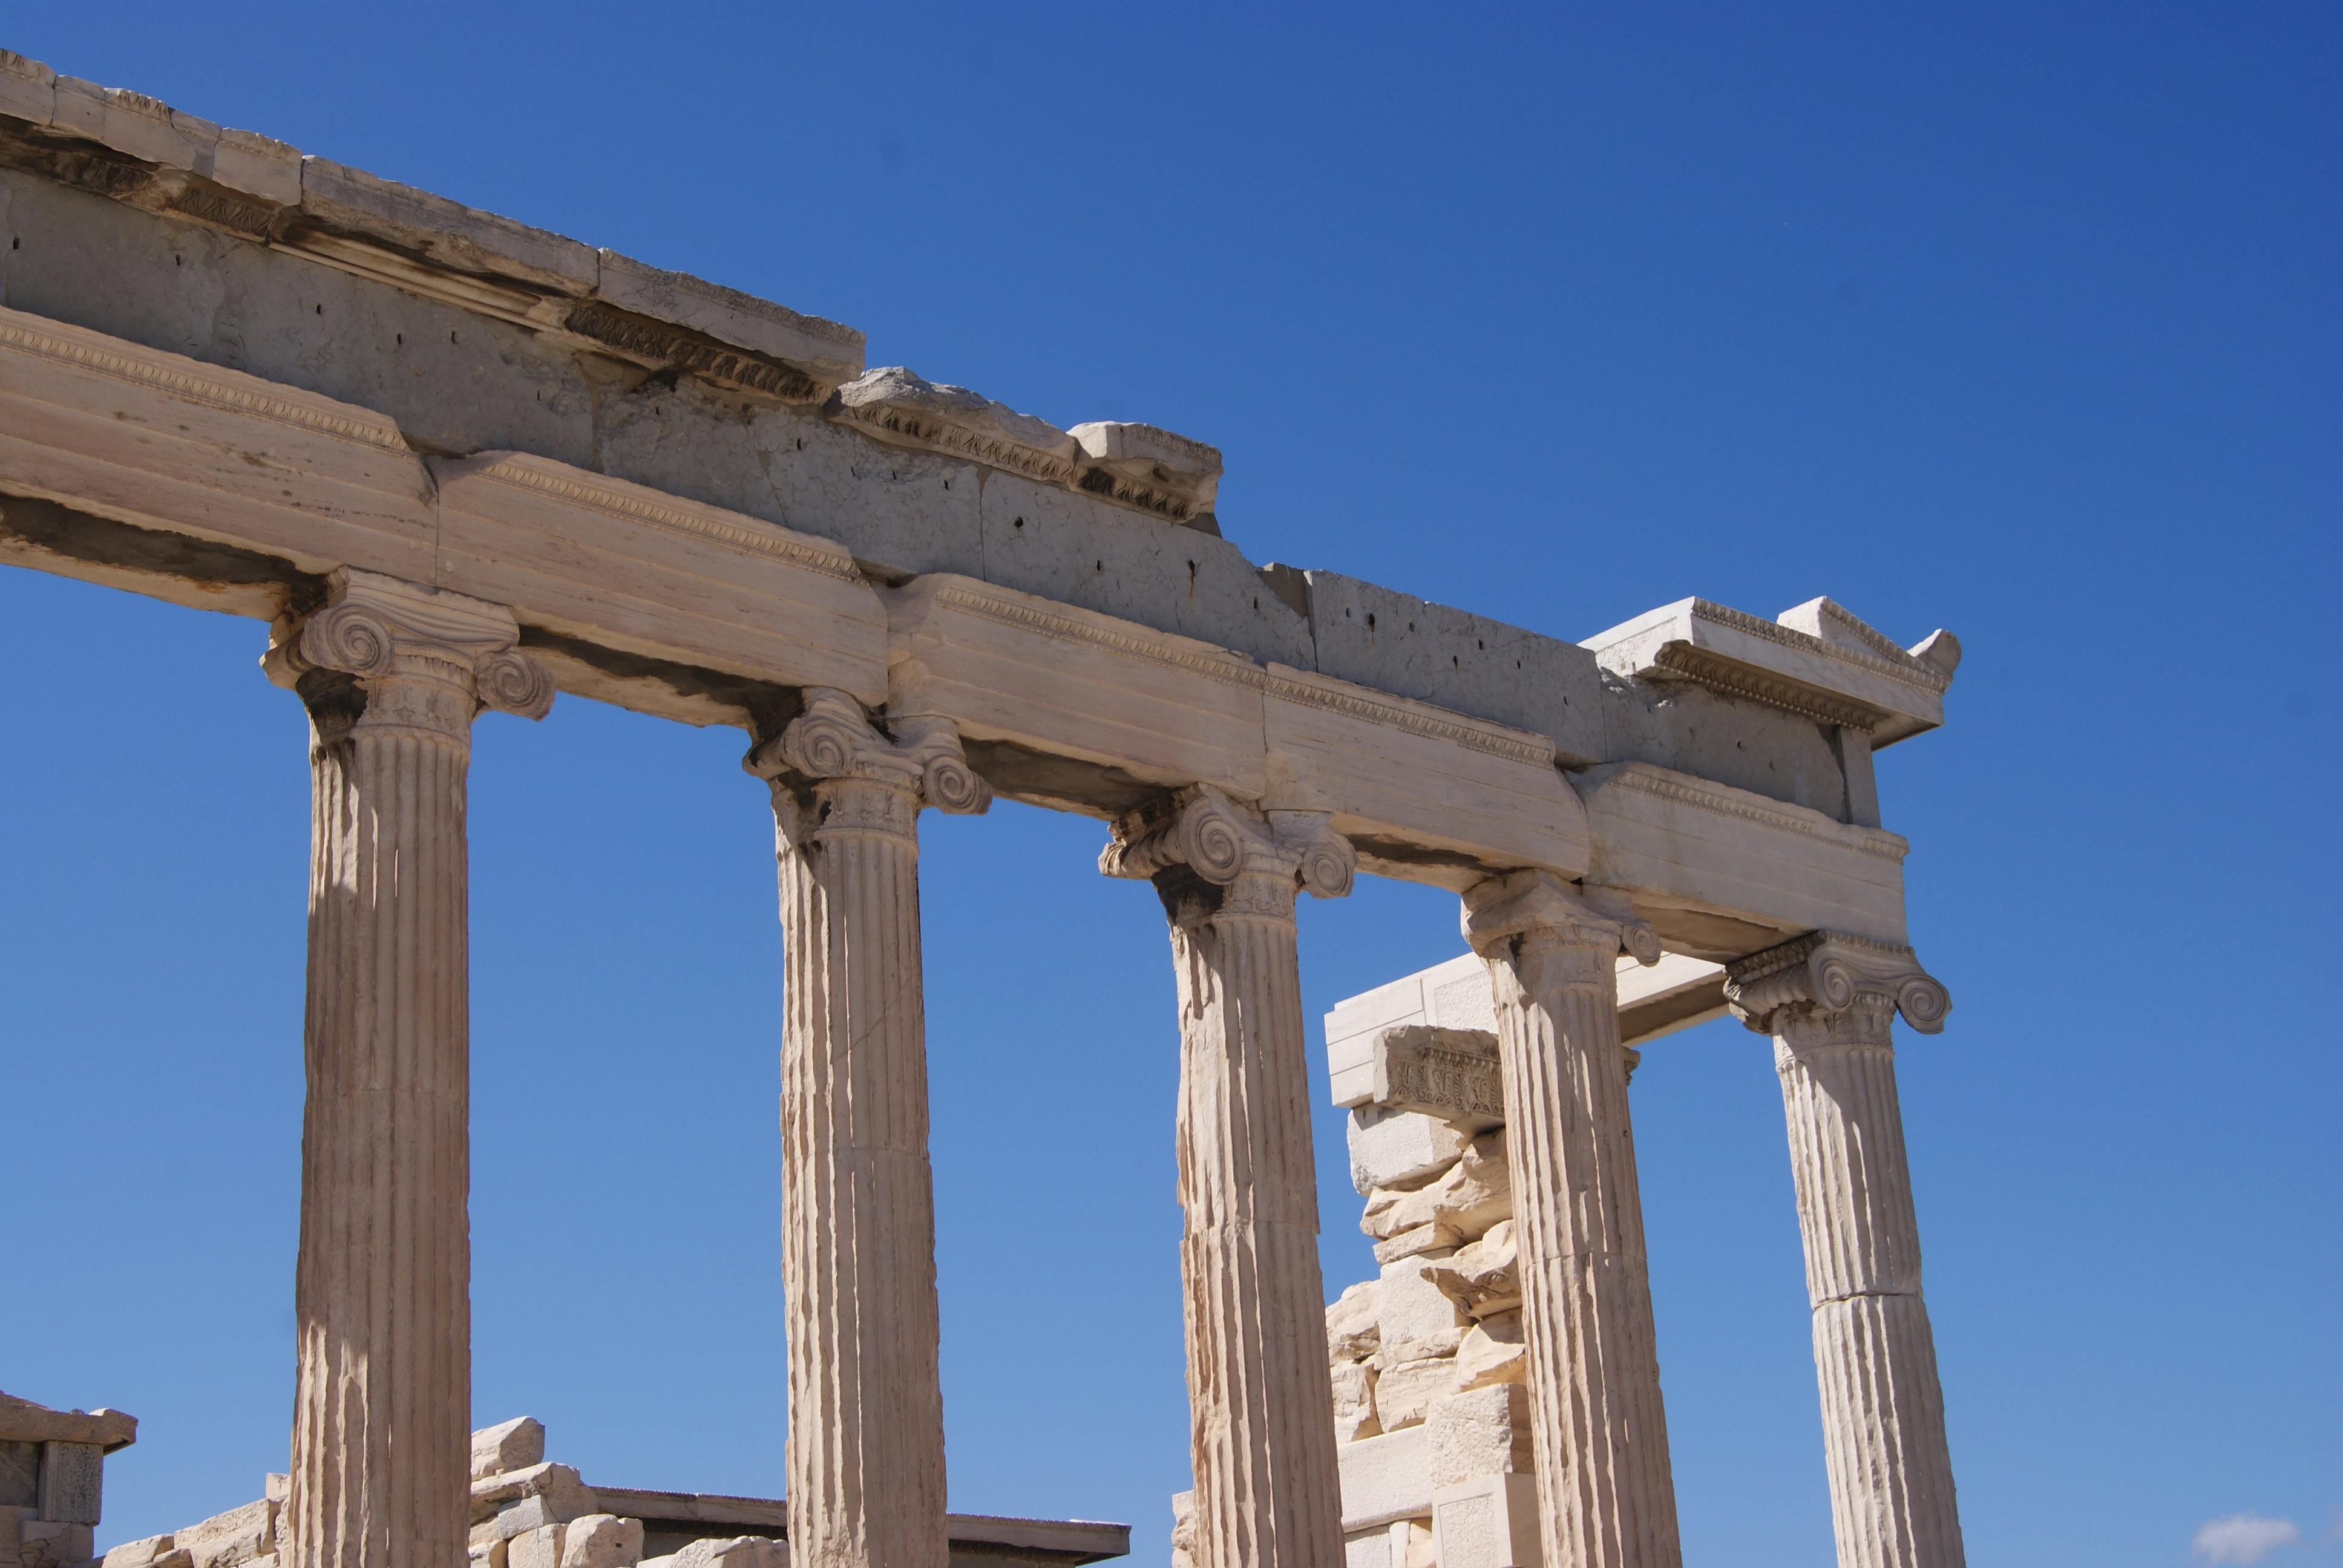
(1, 1391, 137, 1568)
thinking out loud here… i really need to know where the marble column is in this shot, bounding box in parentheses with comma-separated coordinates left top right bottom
(1725, 932, 1964, 1568)
(1101, 786, 1355, 1568)
(264, 569, 553, 1568)
(745, 688, 989, 1568)
(1460, 870, 1682, 1568)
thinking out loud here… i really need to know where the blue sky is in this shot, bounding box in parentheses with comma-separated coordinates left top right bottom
(2, 6, 2335, 1566)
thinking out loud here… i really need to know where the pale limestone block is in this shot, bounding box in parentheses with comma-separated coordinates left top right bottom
(1421, 1221, 1521, 1319)
(1365, 1027, 1504, 1131)
(175, 1503, 270, 1568)
(1169, 1491, 1194, 1568)
(596, 254, 862, 389)
(1372, 1223, 1461, 1265)
(471, 1491, 592, 1552)
(1331, 1361, 1380, 1444)
(670, 1538, 784, 1568)
(1452, 1310, 1527, 1392)
(1370, 1351, 1457, 1433)
(34, 1446, 99, 1526)
(469, 1419, 546, 1483)
(0, 53, 55, 123)
(1326, 1281, 1381, 1363)
(467, 1541, 507, 1568)
(209, 129, 300, 207)
(21, 1523, 93, 1567)
(1425, 1385, 1532, 1489)
(263, 1477, 286, 1505)
(470, 1464, 591, 1527)
(1400, 1519, 1437, 1568)
(1377, 1254, 1467, 1347)
(1340, 1527, 1391, 1568)
(1430, 1475, 1541, 1568)
(1361, 1132, 1510, 1243)
(557, 1516, 640, 1568)
(50, 80, 210, 170)
(1335, 1426, 1431, 1531)
(630, 1558, 673, 1568)
(100, 1539, 172, 1568)
(1346, 1107, 1467, 1194)
(505, 1526, 563, 1568)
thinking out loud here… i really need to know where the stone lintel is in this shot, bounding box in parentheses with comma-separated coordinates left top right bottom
(0, 1393, 136, 1452)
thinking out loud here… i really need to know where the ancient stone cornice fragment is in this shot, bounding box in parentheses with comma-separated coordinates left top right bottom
(1581, 594, 1959, 745)
(1723, 929, 1951, 1035)
(833, 367, 1080, 483)
(1070, 420, 1222, 526)
(0, 1391, 137, 1452)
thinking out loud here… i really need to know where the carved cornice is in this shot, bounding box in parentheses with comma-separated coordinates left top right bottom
(459, 454, 862, 580)
(1651, 641, 1890, 730)
(1683, 597, 1950, 699)
(744, 687, 991, 819)
(1723, 930, 1950, 1036)
(1460, 868, 1661, 967)
(262, 568, 553, 724)
(1099, 783, 1355, 907)
(1070, 421, 1221, 523)
(834, 368, 1079, 484)
(1593, 763, 1910, 864)
(926, 583, 1555, 768)
(0, 315, 407, 449)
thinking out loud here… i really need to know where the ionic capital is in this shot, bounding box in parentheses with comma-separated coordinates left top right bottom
(745, 688, 991, 837)
(1460, 869, 1661, 979)
(263, 569, 553, 733)
(1724, 930, 1951, 1038)
(1099, 785, 1355, 916)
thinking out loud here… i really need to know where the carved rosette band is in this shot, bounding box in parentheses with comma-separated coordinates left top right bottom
(1725, 932, 1965, 1568)
(267, 572, 548, 1568)
(746, 689, 986, 1568)
(1460, 871, 1682, 1568)
(1104, 786, 1354, 1568)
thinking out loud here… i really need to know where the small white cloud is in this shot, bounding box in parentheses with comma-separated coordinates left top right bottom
(2192, 1514, 2301, 1566)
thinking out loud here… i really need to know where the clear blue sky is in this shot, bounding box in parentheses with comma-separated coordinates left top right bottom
(2, 7, 2335, 1566)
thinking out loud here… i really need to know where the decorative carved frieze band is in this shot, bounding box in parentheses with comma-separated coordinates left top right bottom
(1100, 784, 1356, 906)
(1723, 930, 1951, 1036)
(1069, 421, 1222, 524)
(834, 368, 1080, 484)
(262, 568, 553, 725)
(1594, 763, 1910, 864)
(1365, 1024, 1506, 1131)
(1651, 641, 1891, 730)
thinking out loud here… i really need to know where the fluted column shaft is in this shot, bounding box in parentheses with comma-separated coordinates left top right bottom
(1462, 871, 1681, 1568)
(747, 691, 990, 1568)
(1727, 933, 1964, 1568)
(267, 570, 552, 1568)
(1103, 788, 1355, 1568)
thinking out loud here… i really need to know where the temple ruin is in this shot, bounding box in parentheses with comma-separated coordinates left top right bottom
(1, 46, 1967, 1568)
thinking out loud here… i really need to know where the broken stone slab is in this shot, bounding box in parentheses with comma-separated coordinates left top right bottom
(1069, 422, 1221, 524)
(471, 1418, 547, 1481)
(1331, 1362, 1380, 1444)
(670, 1537, 785, 1568)
(506, 1525, 564, 1568)
(833, 368, 1078, 484)
(471, 1463, 591, 1526)
(1377, 1256, 1467, 1348)
(1362, 1132, 1510, 1243)
(99, 1539, 174, 1568)
(558, 1515, 642, 1568)
(1347, 1106, 1469, 1195)
(174, 1501, 272, 1568)
(1325, 1280, 1381, 1364)
(1371, 1221, 1461, 1266)
(1420, 1221, 1521, 1319)
(1451, 1311, 1526, 1392)
(1369, 1348, 1459, 1433)
(0, 51, 56, 123)
(1424, 1385, 1532, 1490)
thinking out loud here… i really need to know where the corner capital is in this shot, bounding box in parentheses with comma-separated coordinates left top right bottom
(1099, 784, 1354, 901)
(262, 568, 553, 722)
